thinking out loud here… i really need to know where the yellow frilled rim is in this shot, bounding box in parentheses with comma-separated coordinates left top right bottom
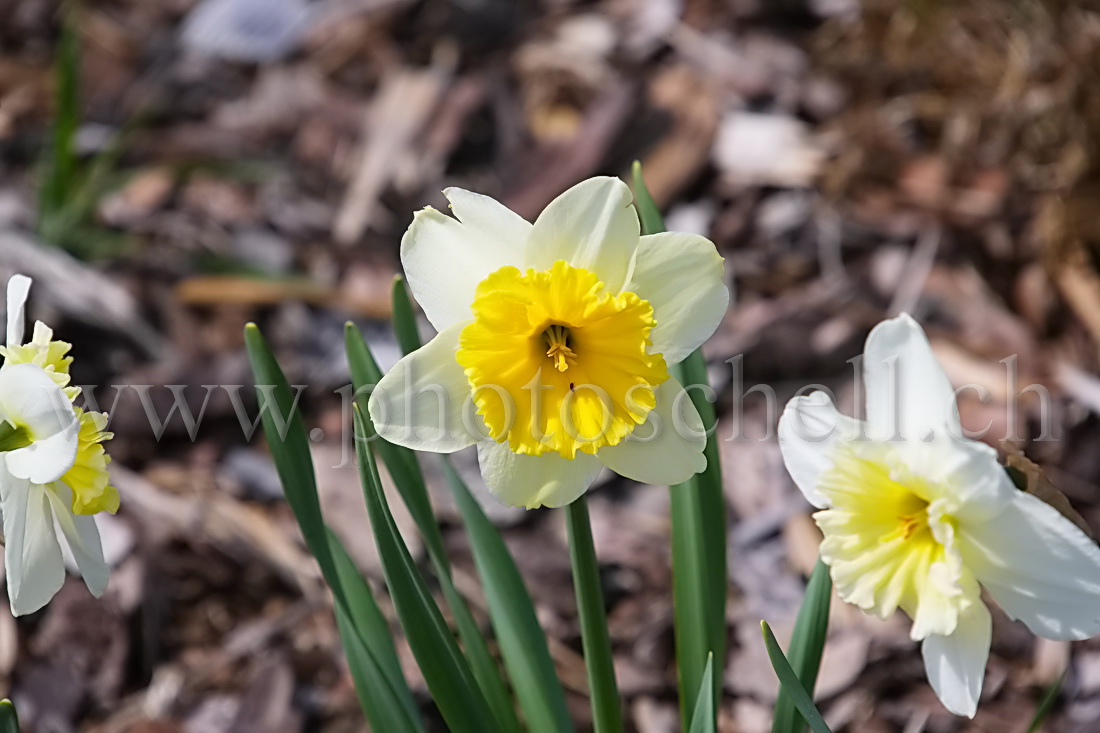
(62, 408, 119, 516)
(457, 260, 668, 459)
(814, 443, 980, 640)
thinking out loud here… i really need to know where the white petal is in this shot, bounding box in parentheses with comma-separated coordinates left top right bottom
(921, 600, 991, 718)
(863, 313, 961, 442)
(598, 376, 706, 485)
(0, 364, 79, 484)
(443, 187, 532, 245)
(959, 491, 1100, 640)
(777, 391, 863, 508)
(625, 233, 728, 365)
(5, 274, 31, 347)
(46, 483, 109, 597)
(524, 177, 640, 294)
(5, 429, 76, 485)
(897, 438, 1015, 523)
(1, 470, 64, 616)
(476, 441, 602, 509)
(401, 190, 530, 332)
(368, 324, 478, 454)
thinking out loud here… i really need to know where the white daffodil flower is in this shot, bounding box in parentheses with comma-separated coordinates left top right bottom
(368, 177, 728, 508)
(0, 274, 117, 616)
(778, 313, 1100, 717)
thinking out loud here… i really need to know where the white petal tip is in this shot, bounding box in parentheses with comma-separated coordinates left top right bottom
(6, 274, 33, 346)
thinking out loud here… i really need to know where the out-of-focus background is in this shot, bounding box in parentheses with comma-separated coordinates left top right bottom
(1, 0, 1100, 730)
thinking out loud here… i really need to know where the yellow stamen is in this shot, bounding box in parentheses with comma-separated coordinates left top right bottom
(881, 513, 925, 543)
(543, 324, 577, 372)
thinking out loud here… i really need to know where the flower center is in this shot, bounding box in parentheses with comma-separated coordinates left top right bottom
(881, 510, 927, 543)
(456, 260, 669, 459)
(543, 324, 577, 372)
(813, 443, 979, 639)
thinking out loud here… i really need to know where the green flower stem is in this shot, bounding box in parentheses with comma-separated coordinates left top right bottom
(565, 496, 623, 733)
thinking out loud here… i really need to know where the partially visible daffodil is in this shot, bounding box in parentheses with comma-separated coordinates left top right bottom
(0, 274, 118, 615)
(369, 177, 728, 508)
(779, 314, 1100, 717)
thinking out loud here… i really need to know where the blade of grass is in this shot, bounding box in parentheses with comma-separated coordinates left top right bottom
(687, 655, 715, 733)
(632, 162, 727, 731)
(761, 622, 832, 733)
(772, 559, 832, 733)
(45, 4, 79, 206)
(38, 4, 80, 238)
(1027, 667, 1068, 733)
(36, 4, 135, 259)
(447, 463, 575, 733)
(565, 496, 623, 733)
(354, 406, 501, 733)
(0, 700, 18, 733)
(246, 324, 424, 729)
(345, 322, 522, 733)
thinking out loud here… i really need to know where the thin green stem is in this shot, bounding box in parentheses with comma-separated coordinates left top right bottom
(566, 497, 623, 733)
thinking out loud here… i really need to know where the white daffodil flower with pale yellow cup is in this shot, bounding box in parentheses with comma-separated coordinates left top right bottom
(779, 314, 1100, 717)
(0, 275, 119, 616)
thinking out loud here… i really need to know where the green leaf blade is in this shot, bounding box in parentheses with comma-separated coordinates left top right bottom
(344, 322, 446, 565)
(353, 407, 501, 733)
(631, 160, 665, 237)
(773, 559, 832, 733)
(761, 622, 833, 733)
(244, 324, 338, 592)
(448, 463, 575, 733)
(668, 481, 713, 729)
(334, 603, 425, 733)
(687, 656, 716, 733)
(328, 529, 421, 727)
(0, 700, 19, 733)
(345, 322, 522, 732)
(392, 275, 425, 354)
(632, 162, 727, 731)
(247, 323, 426, 731)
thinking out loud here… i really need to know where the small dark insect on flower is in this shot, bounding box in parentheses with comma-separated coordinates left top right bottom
(569, 382, 575, 391)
